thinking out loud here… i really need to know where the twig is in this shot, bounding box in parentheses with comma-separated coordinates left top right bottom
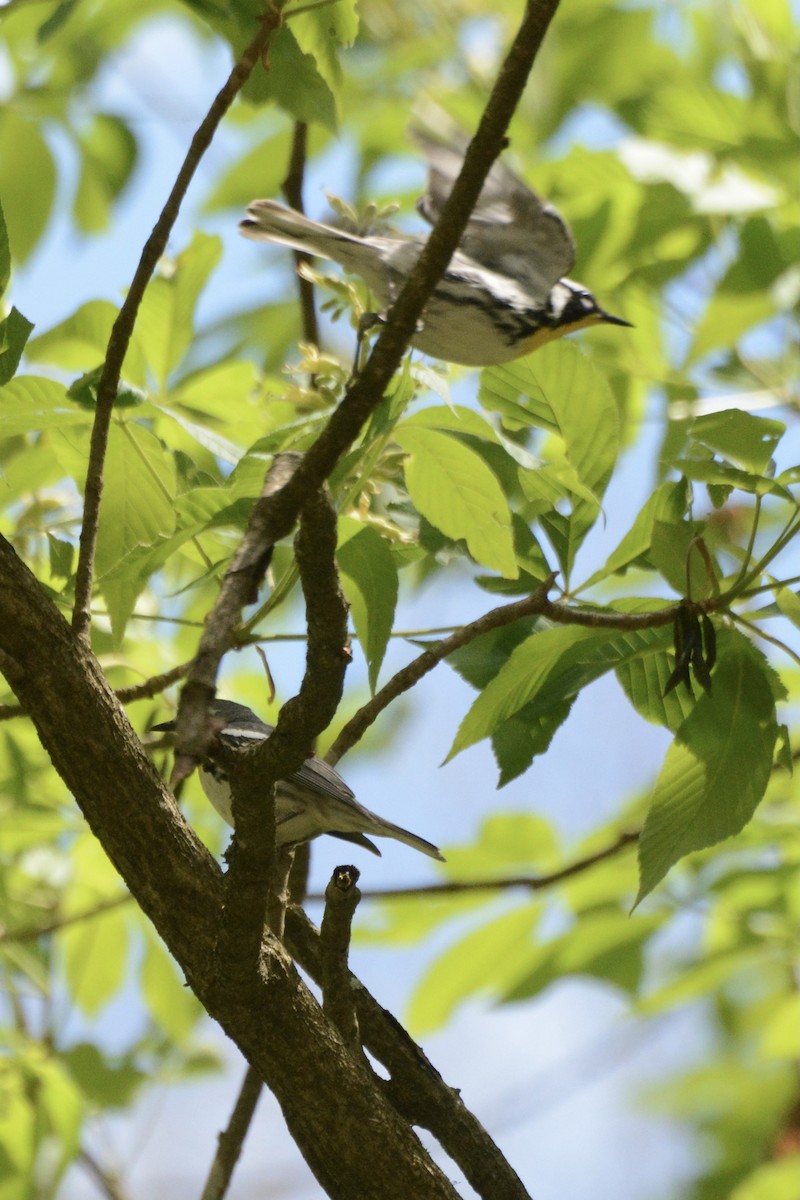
(336, 831, 640, 900)
(199, 1064, 264, 1200)
(78, 1147, 129, 1200)
(326, 579, 555, 765)
(320, 865, 362, 1051)
(282, 120, 320, 349)
(0, 894, 131, 944)
(71, 5, 285, 642)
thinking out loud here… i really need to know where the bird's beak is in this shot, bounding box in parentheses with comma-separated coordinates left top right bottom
(600, 310, 634, 328)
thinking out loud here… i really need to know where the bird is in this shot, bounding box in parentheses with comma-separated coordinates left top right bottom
(152, 700, 444, 860)
(238, 120, 631, 367)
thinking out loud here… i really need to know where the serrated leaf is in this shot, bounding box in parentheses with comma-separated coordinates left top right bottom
(337, 516, 398, 692)
(491, 700, 574, 785)
(395, 423, 517, 577)
(94, 423, 178, 576)
(616, 632, 696, 731)
(480, 342, 619, 498)
(448, 624, 636, 761)
(580, 480, 689, 589)
(636, 632, 778, 905)
(481, 343, 619, 575)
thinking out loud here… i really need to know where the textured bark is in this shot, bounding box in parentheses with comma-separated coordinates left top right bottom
(0, 535, 459, 1200)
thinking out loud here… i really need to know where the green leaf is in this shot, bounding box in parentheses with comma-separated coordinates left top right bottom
(689, 410, 785, 474)
(616, 630, 696, 732)
(491, 700, 574, 785)
(47, 534, 75, 580)
(395, 423, 517, 578)
(243, 25, 338, 131)
(337, 516, 398, 692)
(0, 110, 56, 262)
(636, 633, 779, 904)
(503, 910, 663, 1002)
(758, 994, 800, 1061)
(95, 423, 177, 575)
(651, 518, 721, 598)
(481, 342, 619, 575)
(26, 299, 149, 388)
(204, 127, 298, 212)
(61, 904, 129, 1017)
(730, 1156, 800, 1200)
(0, 376, 90, 437)
(407, 904, 541, 1035)
(141, 934, 201, 1042)
(580, 480, 690, 589)
(448, 624, 639, 762)
(61, 1043, 145, 1110)
(135, 233, 222, 388)
(0, 307, 35, 385)
(0, 197, 9, 298)
(74, 113, 138, 233)
(480, 342, 619, 500)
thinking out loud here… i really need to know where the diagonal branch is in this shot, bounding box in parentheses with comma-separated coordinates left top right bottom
(176, 0, 563, 740)
(327, 578, 555, 765)
(71, 5, 285, 642)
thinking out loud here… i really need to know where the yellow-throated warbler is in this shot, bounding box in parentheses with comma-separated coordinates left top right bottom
(153, 700, 443, 860)
(239, 123, 631, 367)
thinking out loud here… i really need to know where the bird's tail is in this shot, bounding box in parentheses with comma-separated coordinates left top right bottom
(239, 199, 372, 263)
(380, 817, 445, 861)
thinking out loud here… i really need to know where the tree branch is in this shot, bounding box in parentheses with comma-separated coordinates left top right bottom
(285, 905, 532, 1200)
(71, 5, 285, 642)
(0, 533, 461, 1199)
(341, 831, 640, 899)
(282, 119, 320, 348)
(320, 865, 362, 1052)
(327, 578, 555, 765)
(208, 466, 350, 1008)
(175, 0, 562, 730)
(199, 1064, 264, 1200)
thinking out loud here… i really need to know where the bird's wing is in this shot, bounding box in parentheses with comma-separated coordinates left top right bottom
(409, 117, 576, 301)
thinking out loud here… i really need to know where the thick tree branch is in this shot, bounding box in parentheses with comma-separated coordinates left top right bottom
(71, 6, 285, 642)
(285, 906, 532, 1200)
(0, 534, 461, 1199)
